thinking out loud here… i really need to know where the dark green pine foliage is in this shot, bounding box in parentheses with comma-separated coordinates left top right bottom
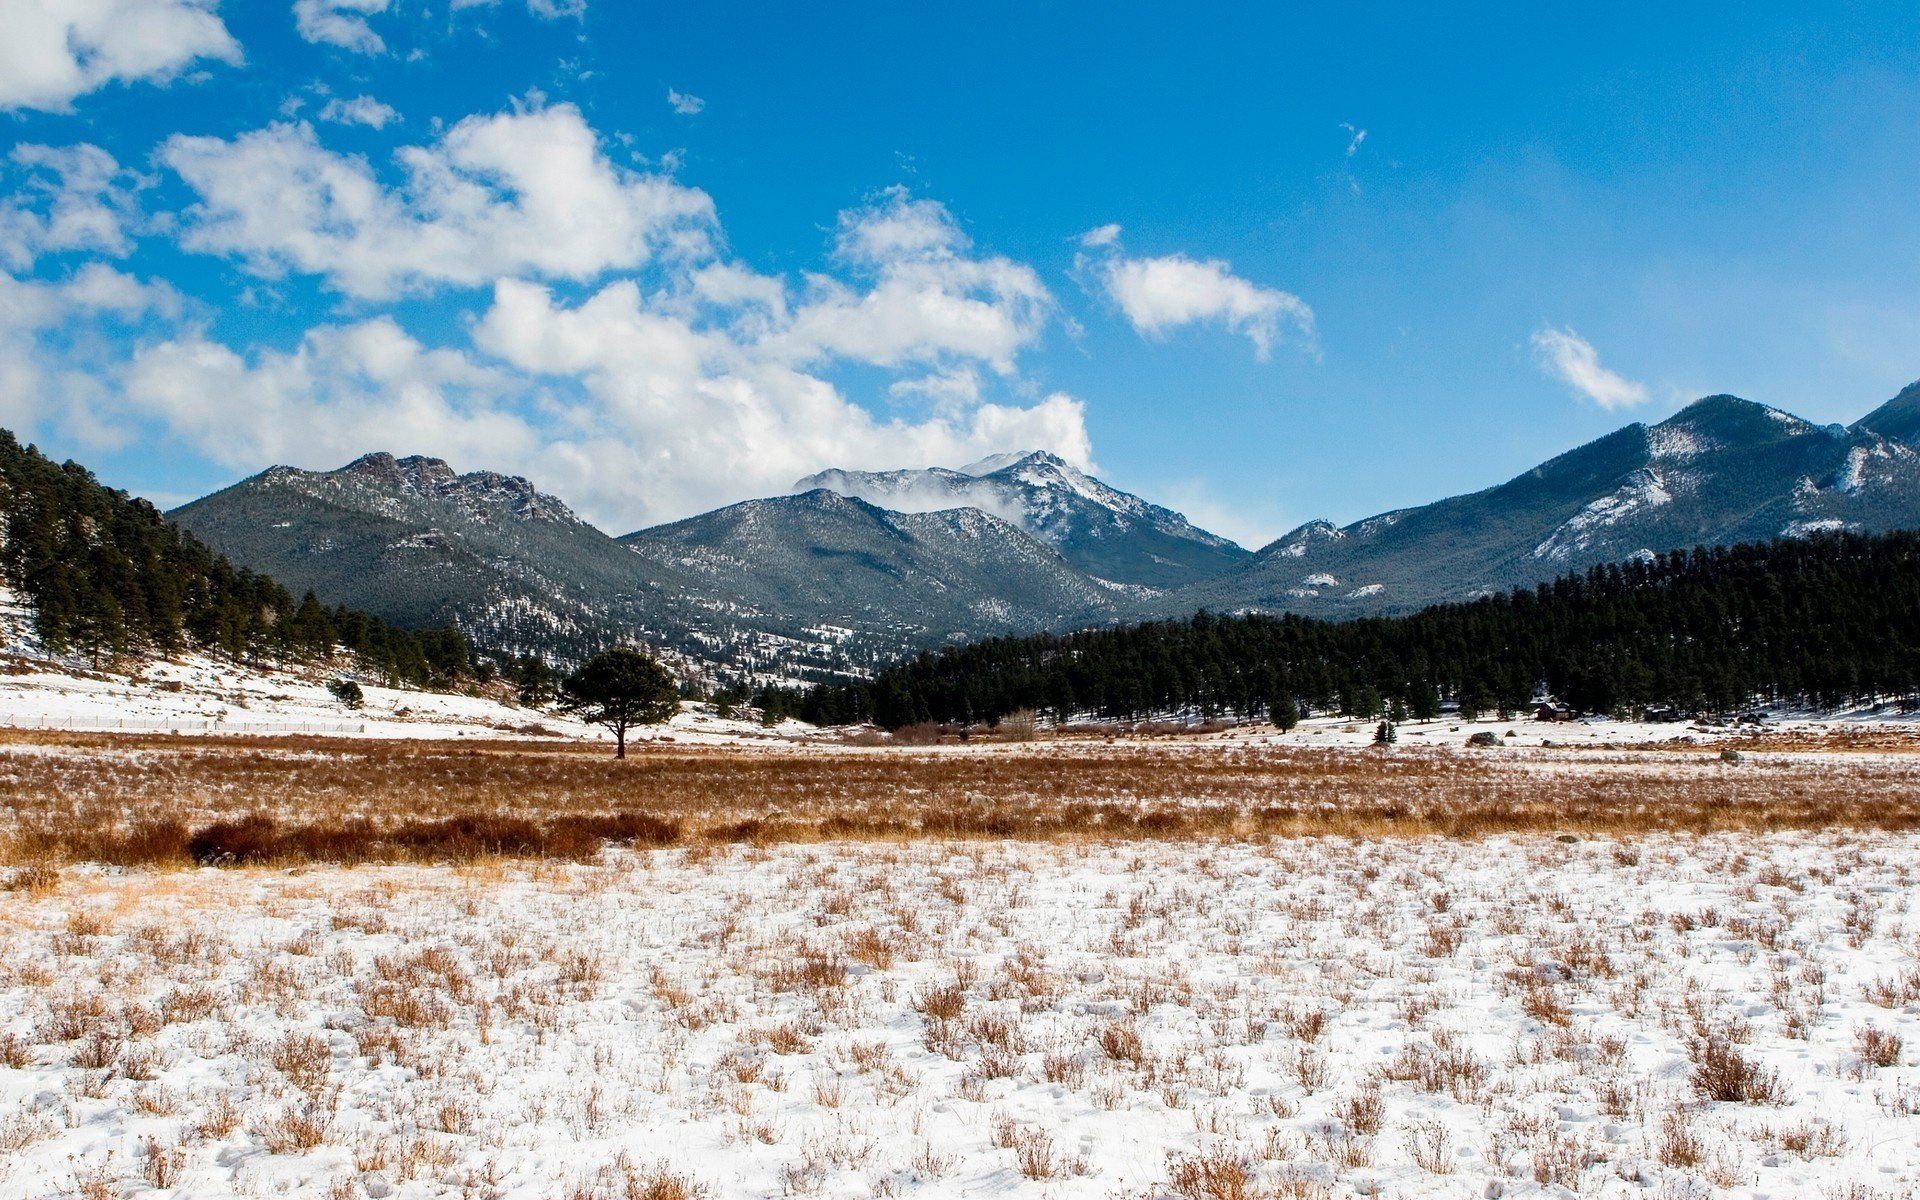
(0, 432, 471, 685)
(801, 531, 1920, 727)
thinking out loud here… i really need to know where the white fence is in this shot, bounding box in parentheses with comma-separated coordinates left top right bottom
(0, 716, 367, 734)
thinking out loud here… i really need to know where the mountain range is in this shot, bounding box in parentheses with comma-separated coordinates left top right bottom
(167, 383, 1920, 680)
(1178, 387, 1920, 618)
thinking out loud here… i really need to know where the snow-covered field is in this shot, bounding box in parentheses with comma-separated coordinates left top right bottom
(0, 653, 810, 746)
(2, 833, 1917, 1199)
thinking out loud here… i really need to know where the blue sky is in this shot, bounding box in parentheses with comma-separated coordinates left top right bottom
(4, 2, 1919, 546)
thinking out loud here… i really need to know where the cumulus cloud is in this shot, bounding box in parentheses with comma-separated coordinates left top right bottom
(467, 277, 1087, 526)
(292, 0, 387, 52)
(0, 264, 180, 446)
(316, 94, 398, 128)
(0, 144, 143, 270)
(0, 0, 240, 112)
(667, 88, 705, 115)
(163, 103, 715, 300)
(125, 316, 536, 469)
(1531, 326, 1648, 409)
(449, 0, 585, 17)
(19, 88, 1079, 529)
(107, 271, 1088, 531)
(775, 188, 1052, 374)
(1082, 229, 1315, 360)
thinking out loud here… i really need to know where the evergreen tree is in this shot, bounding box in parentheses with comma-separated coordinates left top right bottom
(803, 530, 1920, 732)
(1269, 694, 1300, 732)
(561, 648, 681, 758)
(0, 431, 478, 689)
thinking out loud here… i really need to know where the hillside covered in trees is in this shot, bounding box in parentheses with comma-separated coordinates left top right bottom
(800, 531, 1920, 728)
(0, 432, 472, 686)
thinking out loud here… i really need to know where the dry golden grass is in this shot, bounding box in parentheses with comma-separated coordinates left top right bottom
(2, 730, 1919, 868)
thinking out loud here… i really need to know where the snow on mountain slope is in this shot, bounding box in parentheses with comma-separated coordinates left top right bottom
(621, 488, 1121, 641)
(795, 451, 1248, 589)
(1173, 391, 1920, 619)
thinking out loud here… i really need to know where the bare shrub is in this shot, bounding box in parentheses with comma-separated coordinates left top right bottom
(1855, 1025, 1903, 1069)
(1097, 1020, 1145, 1065)
(1762, 1119, 1848, 1161)
(1690, 1035, 1788, 1104)
(1405, 1120, 1454, 1174)
(1010, 1126, 1062, 1180)
(271, 1031, 333, 1092)
(142, 1136, 188, 1188)
(254, 1102, 332, 1153)
(1334, 1086, 1384, 1136)
(4, 862, 59, 892)
(1657, 1110, 1704, 1167)
(616, 1156, 708, 1200)
(997, 710, 1039, 743)
(1165, 1149, 1258, 1200)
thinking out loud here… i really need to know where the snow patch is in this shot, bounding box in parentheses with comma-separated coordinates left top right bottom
(1533, 469, 1672, 561)
(1646, 425, 1711, 462)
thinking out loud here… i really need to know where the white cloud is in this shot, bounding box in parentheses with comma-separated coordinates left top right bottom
(292, 0, 387, 52)
(1077, 223, 1122, 248)
(667, 88, 705, 115)
(1531, 326, 1648, 409)
(467, 277, 1087, 527)
(449, 0, 586, 18)
(32, 101, 1079, 531)
(1341, 123, 1367, 157)
(107, 271, 1089, 532)
(0, 144, 142, 270)
(94, 179, 1087, 532)
(1089, 243, 1315, 360)
(775, 188, 1052, 374)
(889, 366, 981, 413)
(0, 0, 239, 112)
(125, 316, 536, 469)
(163, 103, 716, 300)
(0, 264, 180, 447)
(316, 94, 398, 129)
(297, 0, 580, 51)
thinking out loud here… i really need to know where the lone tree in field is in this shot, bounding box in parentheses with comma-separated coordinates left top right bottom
(561, 648, 680, 758)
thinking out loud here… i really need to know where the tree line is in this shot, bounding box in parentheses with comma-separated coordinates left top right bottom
(0, 432, 472, 686)
(799, 531, 1920, 728)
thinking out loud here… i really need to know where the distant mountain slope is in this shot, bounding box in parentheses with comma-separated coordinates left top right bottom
(0, 434, 469, 686)
(170, 453, 713, 663)
(1172, 392, 1920, 618)
(619, 488, 1121, 643)
(1854, 381, 1920, 447)
(795, 450, 1247, 589)
(169, 380, 1920, 681)
(173, 455, 1129, 681)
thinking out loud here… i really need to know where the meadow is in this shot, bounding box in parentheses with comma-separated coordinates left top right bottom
(1, 732, 1917, 1198)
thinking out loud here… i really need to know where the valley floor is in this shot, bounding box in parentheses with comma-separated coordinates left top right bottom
(1, 733, 1918, 1199)
(2, 832, 1918, 1199)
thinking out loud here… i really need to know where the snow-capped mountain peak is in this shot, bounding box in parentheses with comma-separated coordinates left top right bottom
(793, 452, 1247, 589)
